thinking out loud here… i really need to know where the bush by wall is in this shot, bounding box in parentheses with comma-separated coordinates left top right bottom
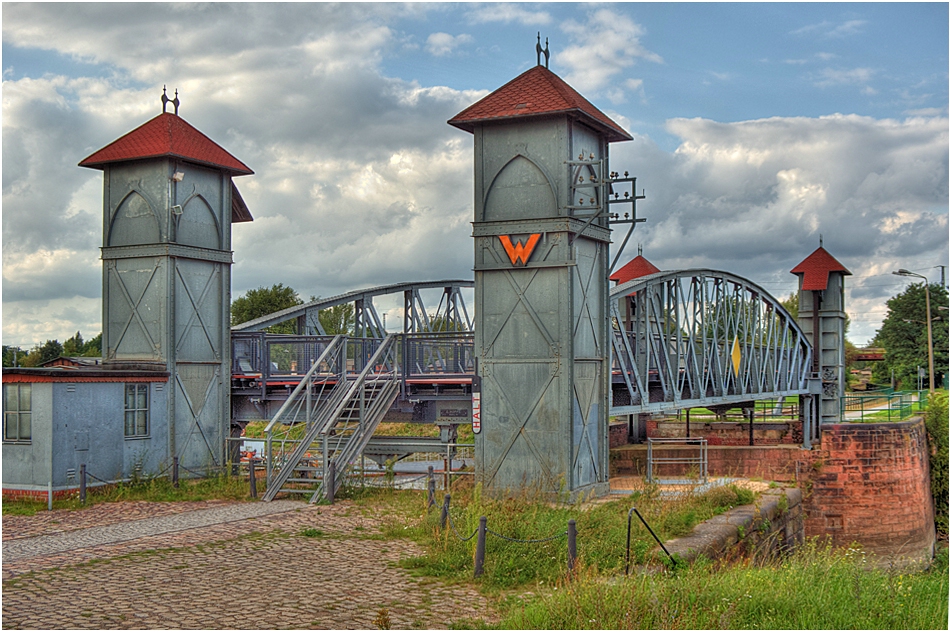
(924, 391, 948, 534)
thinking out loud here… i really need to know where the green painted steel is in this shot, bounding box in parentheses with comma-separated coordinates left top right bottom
(465, 110, 616, 500)
(98, 155, 242, 472)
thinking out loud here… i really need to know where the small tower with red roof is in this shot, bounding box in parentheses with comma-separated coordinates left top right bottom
(449, 43, 632, 499)
(79, 89, 253, 469)
(790, 241, 851, 426)
(610, 247, 661, 330)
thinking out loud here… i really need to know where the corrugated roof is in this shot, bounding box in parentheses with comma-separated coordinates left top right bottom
(79, 112, 253, 175)
(448, 65, 632, 142)
(790, 247, 851, 291)
(610, 255, 661, 284)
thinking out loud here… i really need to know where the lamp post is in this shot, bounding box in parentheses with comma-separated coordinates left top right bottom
(892, 269, 934, 394)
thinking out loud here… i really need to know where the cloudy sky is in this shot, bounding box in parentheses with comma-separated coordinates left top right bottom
(3, 2, 948, 347)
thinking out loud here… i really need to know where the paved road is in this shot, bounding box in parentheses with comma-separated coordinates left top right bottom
(2, 499, 496, 629)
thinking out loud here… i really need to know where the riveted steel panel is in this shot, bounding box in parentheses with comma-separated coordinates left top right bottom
(472, 113, 610, 499)
(100, 156, 236, 470)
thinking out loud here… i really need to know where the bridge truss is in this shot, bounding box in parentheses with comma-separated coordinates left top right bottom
(609, 269, 815, 417)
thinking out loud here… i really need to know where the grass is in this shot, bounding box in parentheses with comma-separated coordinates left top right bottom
(2, 470, 253, 516)
(340, 479, 758, 592)
(498, 542, 949, 630)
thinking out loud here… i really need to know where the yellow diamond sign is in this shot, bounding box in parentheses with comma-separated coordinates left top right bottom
(731, 336, 741, 375)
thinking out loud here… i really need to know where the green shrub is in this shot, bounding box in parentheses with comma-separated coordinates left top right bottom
(924, 391, 948, 534)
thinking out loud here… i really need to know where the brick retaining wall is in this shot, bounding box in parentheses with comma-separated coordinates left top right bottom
(646, 419, 803, 445)
(612, 418, 936, 568)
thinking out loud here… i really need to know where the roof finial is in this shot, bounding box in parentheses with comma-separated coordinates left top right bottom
(162, 85, 180, 115)
(536, 33, 549, 69)
(638, 243, 643, 256)
(819, 234, 823, 248)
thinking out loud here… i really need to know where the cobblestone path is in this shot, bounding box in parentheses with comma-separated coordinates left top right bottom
(2, 500, 496, 629)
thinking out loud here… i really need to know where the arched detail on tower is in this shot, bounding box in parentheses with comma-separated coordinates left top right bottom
(177, 193, 221, 250)
(108, 189, 161, 247)
(483, 154, 557, 222)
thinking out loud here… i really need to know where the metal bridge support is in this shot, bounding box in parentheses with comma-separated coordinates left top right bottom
(792, 246, 852, 427)
(449, 63, 632, 499)
(82, 109, 254, 473)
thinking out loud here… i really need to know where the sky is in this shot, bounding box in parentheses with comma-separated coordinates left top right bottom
(2, 2, 948, 348)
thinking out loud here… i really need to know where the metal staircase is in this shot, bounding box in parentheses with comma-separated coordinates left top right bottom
(261, 335, 400, 503)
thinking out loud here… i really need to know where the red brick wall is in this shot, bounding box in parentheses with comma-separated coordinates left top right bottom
(803, 420, 935, 566)
(611, 418, 936, 567)
(609, 422, 628, 448)
(645, 419, 802, 445)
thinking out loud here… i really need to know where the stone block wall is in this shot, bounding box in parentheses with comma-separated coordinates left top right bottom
(664, 488, 804, 563)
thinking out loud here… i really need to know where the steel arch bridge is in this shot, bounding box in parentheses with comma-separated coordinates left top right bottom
(608, 269, 813, 415)
(230, 272, 816, 502)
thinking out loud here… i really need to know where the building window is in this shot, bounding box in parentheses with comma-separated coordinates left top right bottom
(124, 384, 149, 438)
(3, 383, 32, 443)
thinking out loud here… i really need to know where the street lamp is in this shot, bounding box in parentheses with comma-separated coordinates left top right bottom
(892, 269, 935, 393)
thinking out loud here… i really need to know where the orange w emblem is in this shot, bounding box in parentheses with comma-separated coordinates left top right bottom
(499, 234, 541, 266)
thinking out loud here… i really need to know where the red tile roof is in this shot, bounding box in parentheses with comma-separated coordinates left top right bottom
(610, 255, 661, 284)
(448, 65, 633, 142)
(790, 247, 851, 291)
(79, 112, 253, 175)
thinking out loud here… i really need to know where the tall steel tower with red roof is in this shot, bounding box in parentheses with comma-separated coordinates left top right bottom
(449, 49, 632, 499)
(79, 91, 253, 469)
(791, 244, 851, 426)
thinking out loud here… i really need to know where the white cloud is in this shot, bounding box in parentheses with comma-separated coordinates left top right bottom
(425, 32, 474, 57)
(466, 3, 551, 26)
(792, 19, 867, 38)
(815, 67, 875, 87)
(609, 113, 948, 344)
(557, 9, 662, 94)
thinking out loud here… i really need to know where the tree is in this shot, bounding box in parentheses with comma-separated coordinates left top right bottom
(83, 333, 102, 357)
(231, 284, 303, 334)
(22, 340, 64, 367)
(780, 292, 799, 321)
(62, 331, 84, 356)
(2, 346, 27, 367)
(872, 282, 949, 389)
(318, 303, 354, 335)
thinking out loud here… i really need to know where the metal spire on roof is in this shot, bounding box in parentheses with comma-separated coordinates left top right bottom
(162, 85, 180, 115)
(638, 243, 643, 256)
(819, 234, 823, 247)
(536, 33, 550, 68)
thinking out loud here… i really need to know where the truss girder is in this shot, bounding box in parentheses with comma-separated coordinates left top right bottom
(609, 270, 812, 414)
(233, 279, 474, 332)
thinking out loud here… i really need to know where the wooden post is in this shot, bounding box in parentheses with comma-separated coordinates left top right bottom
(249, 459, 258, 499)
(79, 463, 87, 505)
(474, 516, 487, 577)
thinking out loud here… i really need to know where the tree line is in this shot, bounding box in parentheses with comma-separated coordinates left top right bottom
(3, 332, 101, 367)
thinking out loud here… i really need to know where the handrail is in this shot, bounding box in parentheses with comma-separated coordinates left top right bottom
(263, 334, 345, 434)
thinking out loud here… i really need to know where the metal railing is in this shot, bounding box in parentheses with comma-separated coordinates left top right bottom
(840, 390, 928, 422)
(646, 437, 708, 485)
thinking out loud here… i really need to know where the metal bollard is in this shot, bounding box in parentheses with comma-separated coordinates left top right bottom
(249, 459, 258, 499)
(79, 464, 87, 505)
(567, 519, 577, 575)
(427, 465, 435, 510)
(326, 460, 335, 504)
(48, 481, 53, 512)
(474, 516, 487, 577)
(440, 494, 451, 529)
(172, 456, 179, 488)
